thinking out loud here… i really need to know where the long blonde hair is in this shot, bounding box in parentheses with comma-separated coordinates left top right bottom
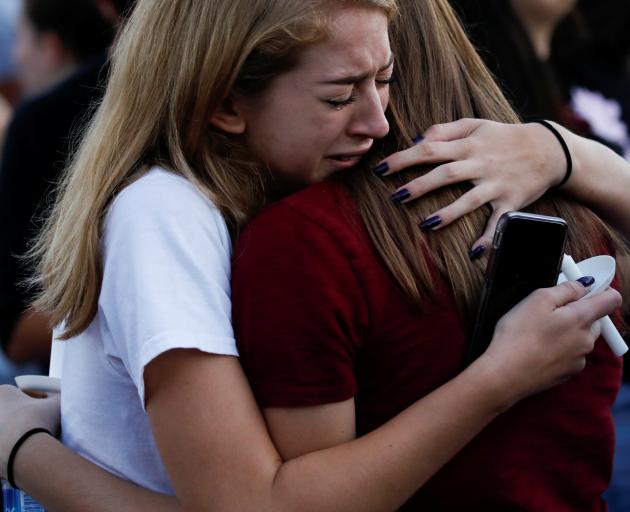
(341, 0, 629, 326)
(31, 0, 396, 338)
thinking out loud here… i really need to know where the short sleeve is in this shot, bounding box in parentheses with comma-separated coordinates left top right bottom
(232, 202, 368, 407)
(99, 169, 237, 403)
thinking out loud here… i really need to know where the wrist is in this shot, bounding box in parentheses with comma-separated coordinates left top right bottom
(462, 355, 520, 415)
(5, 429, 52, 488)
(528, 120, 572, 189)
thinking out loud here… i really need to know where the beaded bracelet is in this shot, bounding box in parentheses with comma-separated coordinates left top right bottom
(531, 119, 573, 189)
(7, 428, 52, 490)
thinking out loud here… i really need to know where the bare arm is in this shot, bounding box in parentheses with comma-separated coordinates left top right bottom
(1, 281, 617, 512)
(13, 435, 179, 512)
(559, 125, 630, 238)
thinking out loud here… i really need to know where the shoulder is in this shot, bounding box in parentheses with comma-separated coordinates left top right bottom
(111, 167, 222, 219)
(105, 167, 230, 250)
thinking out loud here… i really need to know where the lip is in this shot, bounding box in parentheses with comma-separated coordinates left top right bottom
(325, 148, 371, 168)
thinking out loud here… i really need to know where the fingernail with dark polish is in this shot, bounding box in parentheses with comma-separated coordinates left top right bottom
(412, 134, 424, 145)
(577, 276, 595, 287)
(469, 245, 486, 261)
(373, 162, 389, 176)
(419, 215, 442, 230)
(391, 188, 411, 203)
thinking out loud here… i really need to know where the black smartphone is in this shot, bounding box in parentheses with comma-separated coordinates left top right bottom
(467, 211, 568, 364)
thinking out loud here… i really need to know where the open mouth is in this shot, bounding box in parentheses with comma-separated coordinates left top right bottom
(327, 153, 366, 164)
(330, 155, 359, 162)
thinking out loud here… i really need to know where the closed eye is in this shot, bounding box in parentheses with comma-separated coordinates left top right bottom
(325, 94, 358, 110)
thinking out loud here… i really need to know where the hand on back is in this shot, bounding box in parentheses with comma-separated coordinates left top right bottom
(376, 119, 568, 252)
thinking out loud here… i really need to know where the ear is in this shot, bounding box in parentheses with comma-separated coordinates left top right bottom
(209, 95, 247, 134)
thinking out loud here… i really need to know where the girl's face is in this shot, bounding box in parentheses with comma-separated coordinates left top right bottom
(233, 5, 392, 189)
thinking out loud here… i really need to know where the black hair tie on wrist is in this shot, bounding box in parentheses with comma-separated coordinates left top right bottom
(7, 428, 52, 490)
(531, 119, 573, 189)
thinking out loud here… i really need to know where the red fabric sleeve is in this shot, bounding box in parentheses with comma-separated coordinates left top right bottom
(232, 202, 368, 407)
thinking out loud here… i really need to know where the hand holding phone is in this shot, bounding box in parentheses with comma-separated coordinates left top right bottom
(467, 212, 568, 364)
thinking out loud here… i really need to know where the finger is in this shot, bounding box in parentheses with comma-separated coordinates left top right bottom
(564, 288, 622, 325)
(543, 280, 592, 308)
(378, 139, 471, 176)
(414, 182, 494, 230)
(422, 118, 484, 142)
(391, 159, 478, 201)
(470, 206, 511, 255)
(589, 320, 602, 340)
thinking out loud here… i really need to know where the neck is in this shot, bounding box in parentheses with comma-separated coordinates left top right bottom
(509, 2, 561, 61)
(521, 20, 554, 60)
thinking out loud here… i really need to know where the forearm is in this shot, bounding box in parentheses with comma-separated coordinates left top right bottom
(12, 433, 180, 512)
(555, 124, 630, 239)
(266, 358, 509, 512)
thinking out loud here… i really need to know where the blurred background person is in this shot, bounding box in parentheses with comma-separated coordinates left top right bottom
(449, 0, 630, 154)
(450, 2, 630, 510)
(0, 0, 133, 383)
(553, 0, 630, 160)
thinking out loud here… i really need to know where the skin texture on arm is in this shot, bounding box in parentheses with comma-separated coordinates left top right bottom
(13, 434, 179, 512)
(558, 123, 630, 238)
(1, 281, 620, 512)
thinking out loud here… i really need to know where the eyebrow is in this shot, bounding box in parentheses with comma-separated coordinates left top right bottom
(319, 53, 395, 85)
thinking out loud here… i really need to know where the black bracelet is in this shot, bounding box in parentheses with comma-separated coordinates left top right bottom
(7, 428, 52, 490)
(532, 119, 573, 189)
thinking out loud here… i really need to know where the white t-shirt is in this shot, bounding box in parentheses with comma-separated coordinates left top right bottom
(59, 167, 237, 494)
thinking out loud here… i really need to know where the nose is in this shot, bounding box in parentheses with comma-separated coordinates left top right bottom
(347, 86, 390, 140)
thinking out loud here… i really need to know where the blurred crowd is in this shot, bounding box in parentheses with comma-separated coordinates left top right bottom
(0, 0, 628, 509)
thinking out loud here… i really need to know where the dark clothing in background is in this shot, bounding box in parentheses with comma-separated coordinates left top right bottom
(450, 0, 561, 122)
(0, 54, 107, 348)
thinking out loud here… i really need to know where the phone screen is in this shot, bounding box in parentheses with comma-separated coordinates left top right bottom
(467, 213, 568, 363)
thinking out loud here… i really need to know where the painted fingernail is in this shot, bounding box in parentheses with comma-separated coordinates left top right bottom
(391, 188, 411, 203)
(468, 245, 486, 261)
(419, 215, 442, 230)
(373, 162, 389, 176)
(577, 276, 595, 287)
(412, 134, 424, 145)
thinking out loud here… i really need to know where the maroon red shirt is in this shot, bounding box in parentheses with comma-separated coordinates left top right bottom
(232, 179, 622, 511)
